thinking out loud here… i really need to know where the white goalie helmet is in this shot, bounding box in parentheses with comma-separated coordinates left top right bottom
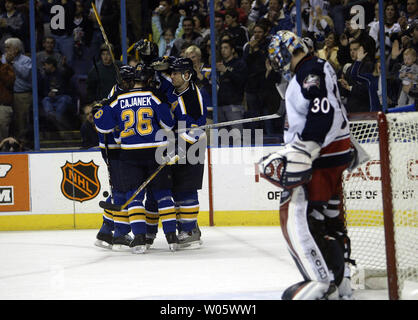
(268, 30, 309, 81)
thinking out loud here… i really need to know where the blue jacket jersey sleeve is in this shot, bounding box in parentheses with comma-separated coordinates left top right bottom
(94, 88, 174, 150)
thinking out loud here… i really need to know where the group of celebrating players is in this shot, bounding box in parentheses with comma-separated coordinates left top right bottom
(93, 39, 208, 254)
(92, 31, 358, 299)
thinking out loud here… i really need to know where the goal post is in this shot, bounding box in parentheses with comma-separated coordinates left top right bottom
(344, 111, 418, 300)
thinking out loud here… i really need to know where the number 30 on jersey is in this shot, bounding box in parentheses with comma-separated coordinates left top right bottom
(311, 97, 330, 113)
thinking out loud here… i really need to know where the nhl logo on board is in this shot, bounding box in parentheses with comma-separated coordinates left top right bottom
(60, 160, 101, 202)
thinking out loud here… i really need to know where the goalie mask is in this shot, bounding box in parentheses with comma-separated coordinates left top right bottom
(258, 153, 312, 189)
(268, 31, 308, 82)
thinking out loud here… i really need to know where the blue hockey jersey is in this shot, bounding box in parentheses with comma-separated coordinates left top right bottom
(94, 88, 174, 150)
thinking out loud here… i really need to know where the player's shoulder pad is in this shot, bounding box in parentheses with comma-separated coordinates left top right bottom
(295, 56, 326, 96)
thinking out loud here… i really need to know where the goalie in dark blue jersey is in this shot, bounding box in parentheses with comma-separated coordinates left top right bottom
(94, 63, 178, 253)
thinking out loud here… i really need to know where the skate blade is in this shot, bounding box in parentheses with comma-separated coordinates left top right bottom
(112, 244, 131, 252)
(178, 240, 203, 249)
(132, 245, 147, 254)
(94, 240, 113, 250)
(168, 243, 178, 252)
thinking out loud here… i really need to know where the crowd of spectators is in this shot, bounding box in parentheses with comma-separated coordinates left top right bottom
(0, 0, 417, 151)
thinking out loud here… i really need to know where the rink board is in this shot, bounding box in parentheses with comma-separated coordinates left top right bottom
(1, 143, 416, 231)
(0, 146, 282, 230)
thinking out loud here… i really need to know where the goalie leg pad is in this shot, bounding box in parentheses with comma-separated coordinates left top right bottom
(308, 205, 345, 286)
(279, 186, 331, 283)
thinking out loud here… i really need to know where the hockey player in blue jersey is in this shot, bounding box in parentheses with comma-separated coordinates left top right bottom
(134, 40, 177, 248)
(168, 57, 208, 248)
(94, 63, 177, 253)
(258, 31, 355, 299)
(94, 64, 136, 251)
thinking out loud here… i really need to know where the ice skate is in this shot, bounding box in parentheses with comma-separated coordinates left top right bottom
(94, 232, 113, 250)
(165, 232, 178, 252)
(130, 234, 147, 254)
(145, 233, 156, 249)
(178, 227, 202, 249)
(112, 234, 133, 252)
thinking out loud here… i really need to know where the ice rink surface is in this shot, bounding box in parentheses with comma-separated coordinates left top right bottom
(0, 227, 388, 300)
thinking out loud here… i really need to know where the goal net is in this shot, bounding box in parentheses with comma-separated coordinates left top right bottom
(343, 112, 418, 300)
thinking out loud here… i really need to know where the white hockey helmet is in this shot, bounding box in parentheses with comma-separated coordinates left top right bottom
(268, 30, 308, 81)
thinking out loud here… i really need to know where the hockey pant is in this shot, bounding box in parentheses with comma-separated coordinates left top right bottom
(173, 191, 199, 232)
(128, 188, 176, 236)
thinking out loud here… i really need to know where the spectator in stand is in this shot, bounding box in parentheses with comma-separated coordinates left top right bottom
(337, 14, 376, 68)
(0, 57, 15, 142)
(242, 22, 270, 128)
(40, 0, 76, 68)
(86, 43, 122, 103)
(80, 103, 98, 149)
(411, 21, 418, 53)
(220, 0, 248, 25)
(243, 20, 283, 137)
(339, 39, 376, 113)
(405, 0, 418, 24)
(87, 0, 120, 61)
(223, 8, 249, 56)
(36, 36, 65, 71)
(214, 11, 226, 46)
(240, 0, 254, 27)
(350, 46, 382, 111)
(307, 4, 334, 44)
(38, 57, 75, 131)
(184, 44, 212, 101)
(368, 2, 401, 58)
(0, 0, 28, 53)
(216, 39, 248, 145)
(397, 48, 418, 106)
(72, 0, 93, 61)
(268, 0, 295, 35)
(152, 6, 185, 57)
(316, 31, 341, 73)
(247, 0, 270, 25)
(200, 35, 216, 65)
(171, 16, 203, 57)
(154, 0, 181, 34)
(1, 37, 32, 140)
(385, 18, 418, 107)
(328, 0, 346, 36)
(192, 13, 210, 38)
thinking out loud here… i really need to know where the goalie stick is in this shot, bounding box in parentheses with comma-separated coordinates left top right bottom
(91, 2, 122, 85)
(176, 112, 282, 133)
(98, 155, 180, 211)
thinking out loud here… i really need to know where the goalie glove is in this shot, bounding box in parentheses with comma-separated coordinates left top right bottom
(150, 56, 176, 71)
(257, 135, 321, 189)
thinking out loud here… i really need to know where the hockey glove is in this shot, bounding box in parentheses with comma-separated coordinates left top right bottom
(151, 56, 175, 71)
(258, 135, 320, 189)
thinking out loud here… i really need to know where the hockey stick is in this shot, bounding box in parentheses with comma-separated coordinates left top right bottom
(98, 155, 180, 211)
(91, 2, 122, 85)
(176, 112, 282, 133)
